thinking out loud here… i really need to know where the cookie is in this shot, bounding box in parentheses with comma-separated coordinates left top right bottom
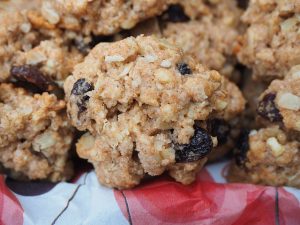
(0, 83, 73, 182)
(64, 35, 244, 189)
(227, 66, 300, 187)
(227, 126, 300, 188)
(30, 0, 173, 35)
(236, 0, 300, 81)
(257, 65, 300, 132)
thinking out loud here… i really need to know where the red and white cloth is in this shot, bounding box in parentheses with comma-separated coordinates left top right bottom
(1, 160, 300, 225)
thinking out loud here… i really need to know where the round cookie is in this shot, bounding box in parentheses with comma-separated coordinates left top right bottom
(64, 36, 238, 189)
(236, 0, 300, 81)
(0, 83, 73, 182)
(227, 65, 300, 187)
(227, 126, 300, 188)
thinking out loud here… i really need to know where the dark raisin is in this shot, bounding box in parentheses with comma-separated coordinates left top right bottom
(177, 63, 192, 75)
(77, 102, 87, 115)
(76, 95, 91, 117)
(71, 79, 94, 117)
(161, 4, 190, 23)
(234, 130, 250, 167)
(257, 93, 283, 122)
(71, 78, 94, 95)
(13, 80, 43, 94)
(174, 126, 213, 163)
(10, 65, 57, 92)
(207, 119, 231, 145)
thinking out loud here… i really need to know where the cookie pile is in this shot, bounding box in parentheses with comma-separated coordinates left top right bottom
(0, 0, 299, 189)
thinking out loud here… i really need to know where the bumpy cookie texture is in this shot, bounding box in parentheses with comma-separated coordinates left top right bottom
(257, 65, 300, 132)
(0, 0, 84, 83)
(0, 84, 73, 182)
(228, 126, 300, 188)
(13, 39, 83, 85)
(64, 36, 237, 189)
(0, 3, 39, 82)
(161, 0, 242, 79)
(34, 0, 173, 35)
(236, 0, 300, 81)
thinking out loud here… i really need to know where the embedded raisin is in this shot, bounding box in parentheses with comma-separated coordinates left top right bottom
(234, 130, 249, 167)
(71, 79, 94, 95)
(257, 93, 282, 122)
(71, 79, 94, 117)
(207, 119, 231, 145)
(77, 102, 88, 116)
(174, 126, 213, 163)
(77, 95, 90, 114)
(11, 65, 56, 92)
(177, 63, 192, 75)
(161, 4, 190, 23)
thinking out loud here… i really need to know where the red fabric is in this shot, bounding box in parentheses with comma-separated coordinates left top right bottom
(114, 176, 300, 225)
(231, 186, 276, 225)
(0, 176, 23, 225)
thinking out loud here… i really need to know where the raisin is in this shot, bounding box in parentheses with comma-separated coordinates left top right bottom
(257, 93, 283, 122)
(71, 79, 93, 117)
(234, 130, 249, 167)
(177, 63, 192, 75)
(10, 65, 57, 92)
(161, 4, 190, 23)
(77, 95, 90, 116)
(174, 126, 213, 163)
(71, 79, 94, 95)
(77, 102, 88, 116)
(13, 80, 44, 94)
(207, 119, 231, 145)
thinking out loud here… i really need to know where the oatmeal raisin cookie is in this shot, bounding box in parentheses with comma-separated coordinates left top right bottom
(64, 36, 244, 189)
